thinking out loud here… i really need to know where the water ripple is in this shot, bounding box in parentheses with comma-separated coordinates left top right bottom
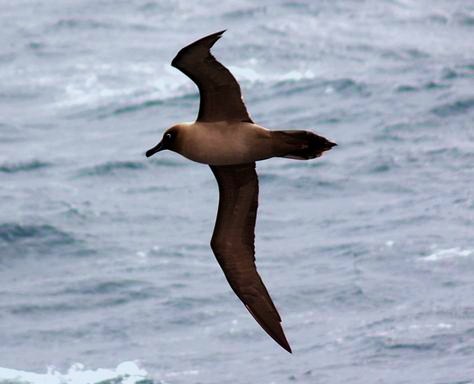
(77, 161, 146, 177)
(431, 97, 474, 117)
(0, 223, 75, 246)
(0, 160, 50, 173)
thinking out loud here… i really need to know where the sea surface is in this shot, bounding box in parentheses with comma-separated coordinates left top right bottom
(1, 0, 474, 383)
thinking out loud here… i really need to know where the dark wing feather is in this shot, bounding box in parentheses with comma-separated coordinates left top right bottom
(209, 163, 291, 353)
(171, 30, 253, 123)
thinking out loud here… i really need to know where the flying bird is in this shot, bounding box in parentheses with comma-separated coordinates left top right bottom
(146, 30, 336, 353)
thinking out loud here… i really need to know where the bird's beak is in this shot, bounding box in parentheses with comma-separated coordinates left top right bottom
(146, 140, 165, 157)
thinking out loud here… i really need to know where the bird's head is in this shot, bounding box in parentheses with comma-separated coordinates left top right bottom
(145, 126, 181, 157)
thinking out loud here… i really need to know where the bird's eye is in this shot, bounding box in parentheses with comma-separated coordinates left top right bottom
(165, 133, 172, 140)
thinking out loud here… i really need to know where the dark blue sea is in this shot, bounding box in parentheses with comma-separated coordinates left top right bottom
(1, 1, 474, 383)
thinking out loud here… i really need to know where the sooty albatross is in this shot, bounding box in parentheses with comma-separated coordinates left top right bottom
(146, 30, 336, 353)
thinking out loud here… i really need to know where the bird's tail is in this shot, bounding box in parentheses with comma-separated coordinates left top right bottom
(272, 130, 337, 160)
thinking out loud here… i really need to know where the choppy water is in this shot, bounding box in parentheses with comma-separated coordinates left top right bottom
(1, 0, 474, 383)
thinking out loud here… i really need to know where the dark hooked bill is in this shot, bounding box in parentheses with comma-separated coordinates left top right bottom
(146, 141, 164, 157)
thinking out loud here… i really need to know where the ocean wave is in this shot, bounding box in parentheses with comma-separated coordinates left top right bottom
(27, 41, 45, 51)
(453, 11, 474, 26)
(322, 78, 370, 95)
(51, 18, 114, 31)
(353, 153, 399, 174)
(424, 146, 474, 161)
(9, 301, 80, 315)
(222, 5, 267, 19)
(76, 158, 186, 177)
(101, 93, 198, 119)
(109, 99, 164, 116)
(0, 361, 152, 384)
(431, 97, 474, 117)
(269, 77, 370, 98)
(420, 247, 473, 262)
(395, 81, 448, 93)
(77, 161, 146, 177)
(62, 69, 364, 120)
(85, 70, 350, 119)
(381, 47, 430, 61)
(382, 340, 436, 352)
(61, 278, 154, 297)
(56, 65, 317, 114)
(438, 63, 474, 80)
(0, 222, 86, 261)
(148, 158, 187, 168)
(0, 223, 75, 246)
(0, 160, 50, 173)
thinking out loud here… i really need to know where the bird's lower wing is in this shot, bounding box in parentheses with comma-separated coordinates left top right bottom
(209, 163, 291, 353)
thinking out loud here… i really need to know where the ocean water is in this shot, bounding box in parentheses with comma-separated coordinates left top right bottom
(1, 0, 474, 383)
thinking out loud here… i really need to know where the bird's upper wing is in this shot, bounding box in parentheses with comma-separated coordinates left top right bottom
(171, 30, 253, 123)
(209, 163, 291, 353)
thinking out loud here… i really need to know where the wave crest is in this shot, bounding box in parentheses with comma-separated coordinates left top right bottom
(431, 97, 474, 117)
(0, 223, 75, 245)
(0, 361, 151, 384)
(0, 161, 50, 173)
(77, 161, 146, 177)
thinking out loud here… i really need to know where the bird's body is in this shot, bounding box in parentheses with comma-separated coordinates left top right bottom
(146, 30, 336, 353)
(161, 120, 334, 166)
(171, 121, 273, 165)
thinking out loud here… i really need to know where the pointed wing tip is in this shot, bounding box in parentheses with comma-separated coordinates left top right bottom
(171, 29, 228, 68)
(208, 29, 227, 43)
(244, 304, 292, 354)
(274, 332, 292, 353)
(276, 330, 292, 354)
(203, 29, 227, 41)
(266, 323, 293, 354)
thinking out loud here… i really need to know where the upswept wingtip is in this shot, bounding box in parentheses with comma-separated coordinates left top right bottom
(208, 29, 226, 43)
(172, 30, 228, 67)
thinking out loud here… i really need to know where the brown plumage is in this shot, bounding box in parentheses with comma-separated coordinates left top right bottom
(210, 163, 291, 353)
(171, 30, 253, 123)
(146, 31, 337, 353)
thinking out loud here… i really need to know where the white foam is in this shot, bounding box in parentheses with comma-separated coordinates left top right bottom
(0, 361, 150, 384)
(420, 247, 473, 262)
(55, 62, 315, 109)
(229, 65, 315, 83)
(163, 370, 198, 378)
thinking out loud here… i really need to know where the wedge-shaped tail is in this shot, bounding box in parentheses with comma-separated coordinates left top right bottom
(272, 130, 337, 160)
